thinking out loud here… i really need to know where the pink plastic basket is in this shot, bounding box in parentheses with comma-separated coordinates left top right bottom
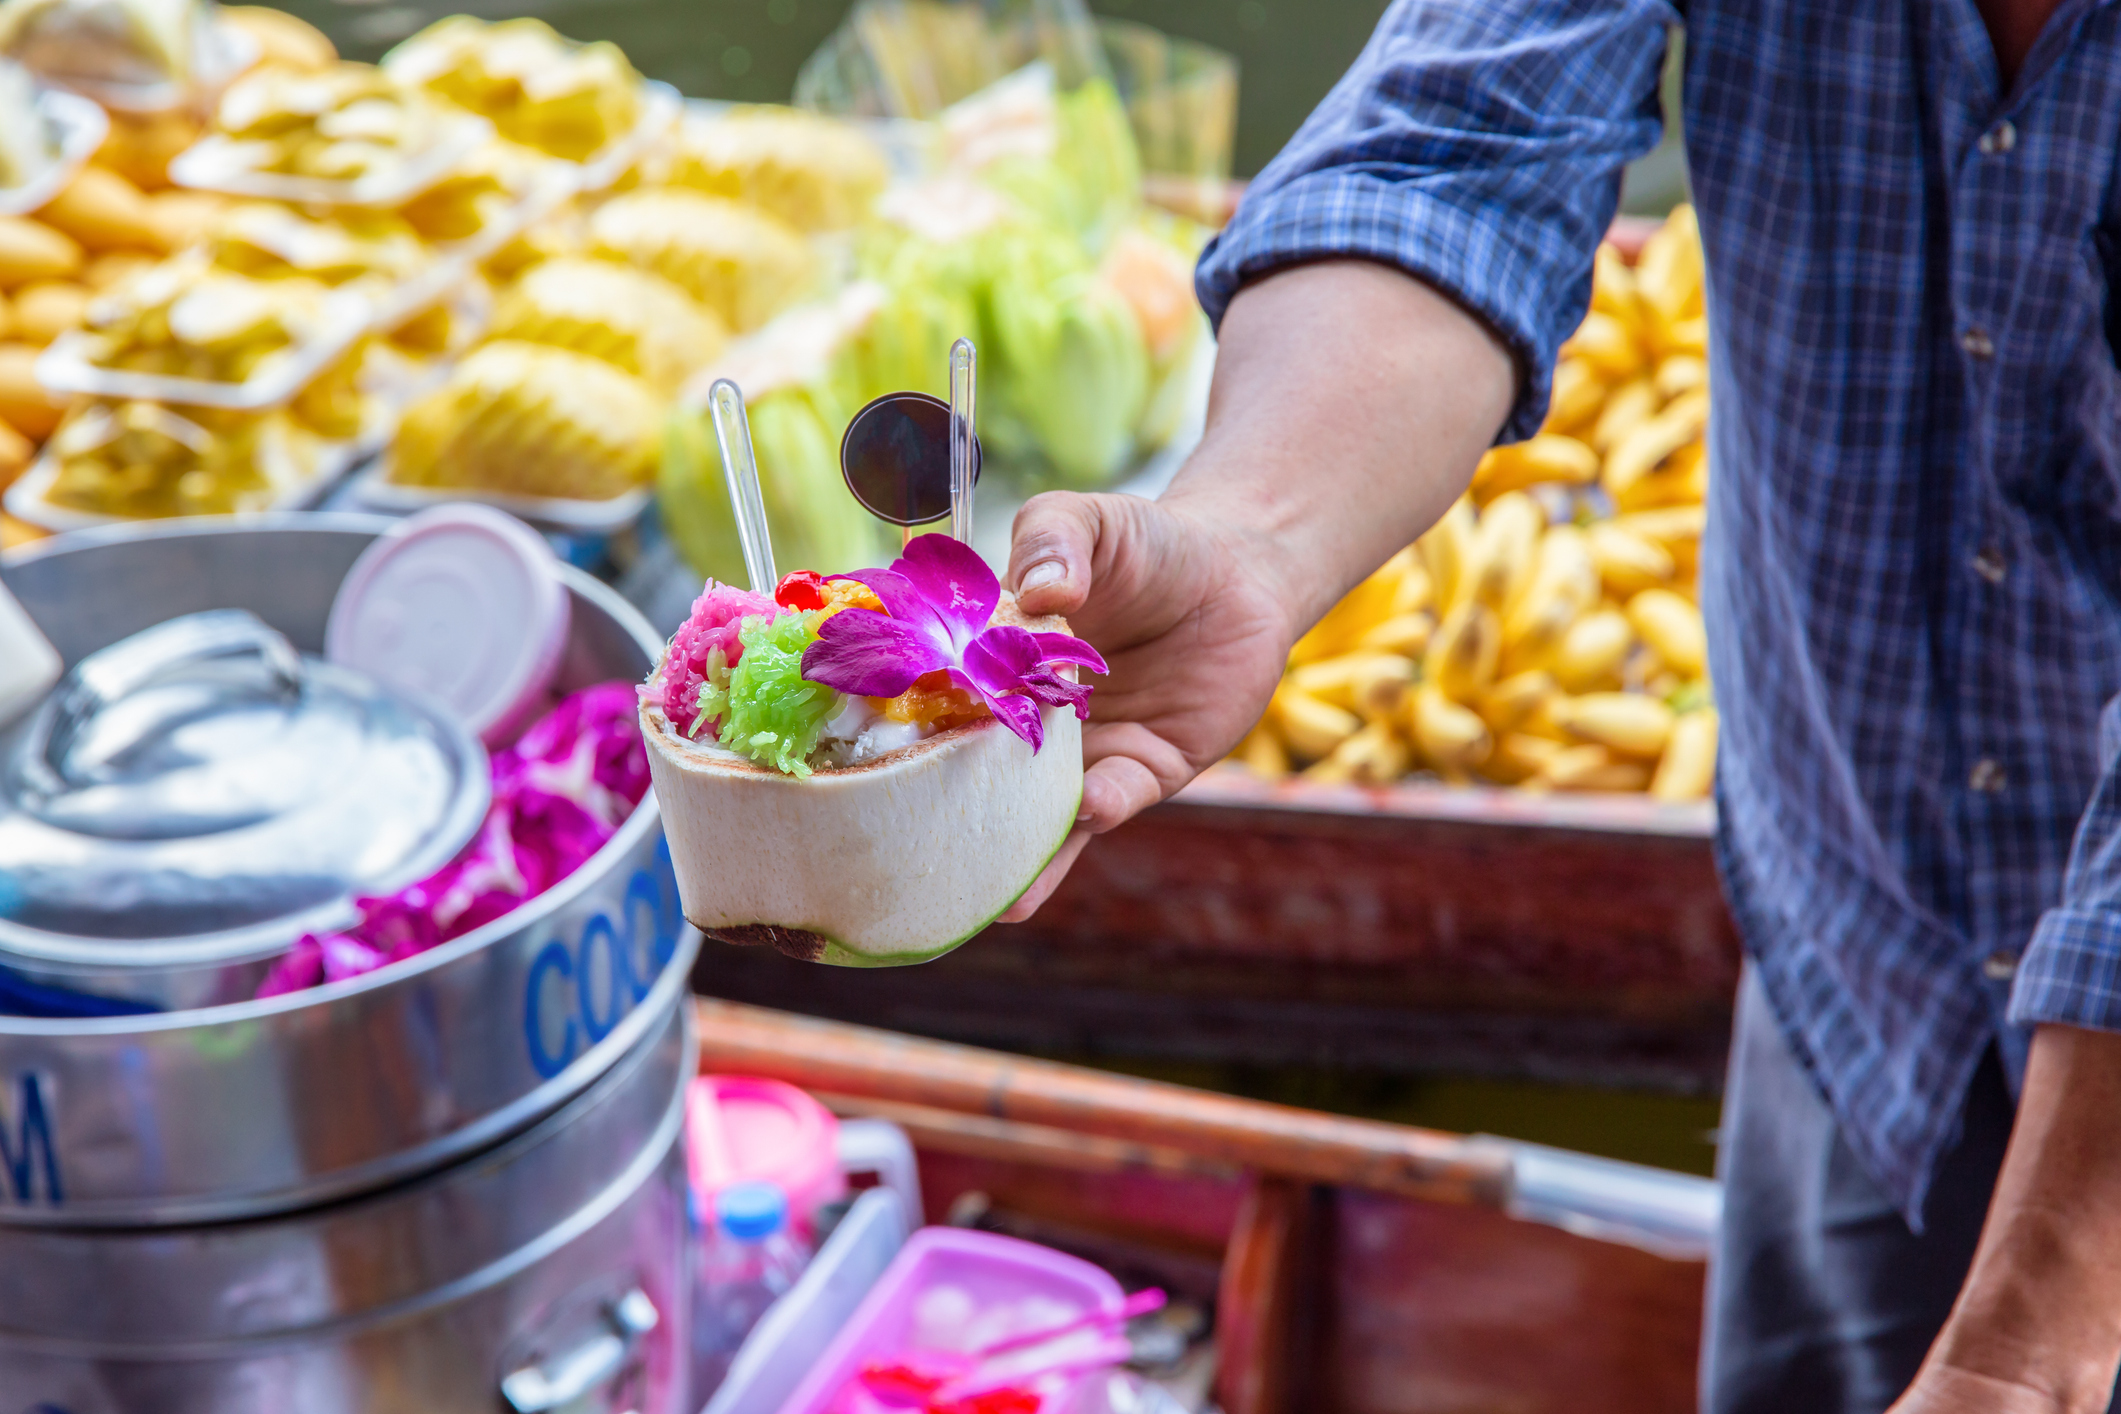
(773, 1227, 1126, 1414)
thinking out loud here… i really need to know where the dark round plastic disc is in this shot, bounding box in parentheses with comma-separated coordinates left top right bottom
(839, 391, 982, 527)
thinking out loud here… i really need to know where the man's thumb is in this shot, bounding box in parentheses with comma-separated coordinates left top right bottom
(1008, 491, 1101, 616)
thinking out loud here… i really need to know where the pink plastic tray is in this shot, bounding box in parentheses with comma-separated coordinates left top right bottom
(773, 1227, 1125, 1414)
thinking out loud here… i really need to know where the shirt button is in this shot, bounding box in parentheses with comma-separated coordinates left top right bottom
(1976, 119, 2017, 155)
(1983, 950, 2019, 981)
(1969, 758, 2008, 792)
(1961, 327, 1995, 359)
(1971, 547, 2007, 584)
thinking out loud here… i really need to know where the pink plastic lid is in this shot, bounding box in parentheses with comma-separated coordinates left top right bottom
(687, 1075, 847, 1235)
(326, 505, 570, 746)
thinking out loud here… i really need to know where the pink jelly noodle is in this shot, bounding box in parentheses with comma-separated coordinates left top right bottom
(255, 682, 651, 998)
(642, 580, 778, 737)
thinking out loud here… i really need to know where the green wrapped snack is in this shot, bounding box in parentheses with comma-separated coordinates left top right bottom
(700, 611, 840, 778)
(985, 259, 1150, 490)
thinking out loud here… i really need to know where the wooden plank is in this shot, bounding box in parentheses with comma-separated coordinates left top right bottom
(695, 999, 1514, 1207)
(693, 771, 1743, 1092)
(1215, 1176, 1321, 1414)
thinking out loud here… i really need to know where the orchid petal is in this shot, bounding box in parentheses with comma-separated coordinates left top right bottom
(896, 533, 999, 647)
(984, 691, 1045, 752)
(838, 568, 951, 644)
(803, 608, 948, 698)
(961, 625, 1045, 696)
(1017, 668, 1094, 719)
(1028, 631, 1108, 676)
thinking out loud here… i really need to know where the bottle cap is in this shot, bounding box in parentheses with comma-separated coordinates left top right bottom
(325, 505, 569, 746)
(715, 1180, 789, 1242)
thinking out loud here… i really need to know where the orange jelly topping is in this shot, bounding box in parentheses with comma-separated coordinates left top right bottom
(873, 670, 986, 730)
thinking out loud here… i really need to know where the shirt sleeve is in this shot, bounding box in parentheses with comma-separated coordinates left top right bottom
(1194, 0, 1676, 443)
(2012, 701, 2121, 1031)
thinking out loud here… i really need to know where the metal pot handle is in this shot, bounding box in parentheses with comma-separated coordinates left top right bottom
(500, 1288, 660, 1413)
(13, 609, 304, 799)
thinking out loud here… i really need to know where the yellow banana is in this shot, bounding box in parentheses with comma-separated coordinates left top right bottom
(1274, 687, 1360, 762)
(1477, 669, 1555, 735)
(1419, 496, 1477, 614)
(1655, 353, 1707, 400)
(1549, 607, 1634, 693)
(1357, 612, 1434, 658)
(1628, 588, 1708, 677)
(1425, 602, 1501, 703)
(1288, 553, 1409, 665)
(1539, 743, 1653, 793)
(1320, 720, 1413, 785)
(1544, 356, 1607, 435)
(1409, 684, 1492, 777)
(1651, 707, 1719, 802)
(1467, 492, 1545, 608)
(1665, 315, 1708, 358)
(1561, 309, 1645, 383)
(1236, 724, 1290, 780)
(1587, 521, 1676, 598)
(1472, 434, 1600, 504)
(1389, 556, 1433, 616)
(1636, 203, 1704, 322)
(1591, 242, 1640, 322)
(1348, 653, 1419, 721)
(1603, 407, 1700, 501)
(1500, 525, 1599, 667)
(1554, 691, 1675, 758)
(1616, 441, 1708, 513)
(1590, 378, 1660, 455)
(1483, 731, 1564, 785)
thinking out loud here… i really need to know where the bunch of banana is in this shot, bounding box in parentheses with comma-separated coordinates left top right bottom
(1233, 206, 1717, 803)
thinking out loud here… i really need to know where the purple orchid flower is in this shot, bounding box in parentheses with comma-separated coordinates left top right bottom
(799, 534, 1107, 751)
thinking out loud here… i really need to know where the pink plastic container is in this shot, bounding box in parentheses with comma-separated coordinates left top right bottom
(773, 1228, 1127, 1414)
(689, 1075, 847, 1240)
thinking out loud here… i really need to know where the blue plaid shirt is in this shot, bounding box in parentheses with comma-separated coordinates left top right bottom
(1197, 0, 2121, 1220)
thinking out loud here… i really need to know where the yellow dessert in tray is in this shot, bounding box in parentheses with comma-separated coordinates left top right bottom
(72, 254, 334, 383)
(208, 61, 452, 185)
(386, 15, 643, 163)
(390, 338, 660, 500)
(489, 256, 726, 393)
(670, 106, 890, 232)
(43, 399, 323, 516)
(587, 187, 813, 333)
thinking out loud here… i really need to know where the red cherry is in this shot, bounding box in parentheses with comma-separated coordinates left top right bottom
(774, 569, 829, 610)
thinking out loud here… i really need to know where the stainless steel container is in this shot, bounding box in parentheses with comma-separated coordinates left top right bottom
(0, 981, 695, 1414)
(0, 517, 696, 1228)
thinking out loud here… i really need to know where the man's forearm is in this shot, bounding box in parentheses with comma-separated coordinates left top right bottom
(1163, 260, 1517, 635)
(1913, 1024, 2121, 1411)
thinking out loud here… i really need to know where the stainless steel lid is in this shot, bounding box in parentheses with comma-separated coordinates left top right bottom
(0, 607, 488, 973)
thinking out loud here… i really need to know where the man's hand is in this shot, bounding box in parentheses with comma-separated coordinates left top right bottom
(996, 258, 1517, 919)
(997, 491, 1301, 918)
(1889, 1023, 2121, 1414)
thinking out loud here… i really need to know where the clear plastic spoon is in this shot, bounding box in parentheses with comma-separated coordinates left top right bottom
(708, 377, 776, 593)
(948, 337, 977, 545)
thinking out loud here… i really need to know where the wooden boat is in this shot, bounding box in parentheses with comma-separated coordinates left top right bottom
(695, 771, 1743, 1094)
(697, 998, 1708, 1414)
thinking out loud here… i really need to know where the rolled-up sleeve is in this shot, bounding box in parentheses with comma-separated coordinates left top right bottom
(1195, 0, 1675, 442)
(2012, 709, 2121, 1031)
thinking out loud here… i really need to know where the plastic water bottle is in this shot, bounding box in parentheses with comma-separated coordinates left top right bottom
(692, 1180, 809, 1399)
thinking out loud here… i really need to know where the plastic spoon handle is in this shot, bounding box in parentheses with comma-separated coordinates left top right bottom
(950, 1336, 1136, 1398)
(708, 378, 776, 593)
(948, 337, 977, 545)
(973, 1288, 1167, 1360)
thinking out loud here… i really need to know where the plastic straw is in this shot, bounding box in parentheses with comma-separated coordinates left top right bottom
(708, 378, 776, 593)
(974, 1288, 1166, 1360)
(948, 337, 977, 545)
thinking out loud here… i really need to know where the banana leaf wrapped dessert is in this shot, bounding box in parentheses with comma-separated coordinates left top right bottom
(588, 187, 813, 333)
(390, 337, 661, 500)
(640, 533, 1103, 966)
(490, 255, 726, 393)
(669, 106, 889, 232)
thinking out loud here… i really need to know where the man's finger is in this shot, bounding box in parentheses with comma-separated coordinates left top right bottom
(1078, 750, 1167, 833)
(1008, 492, 1102, 617)
(997, 827, 1091, 922)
